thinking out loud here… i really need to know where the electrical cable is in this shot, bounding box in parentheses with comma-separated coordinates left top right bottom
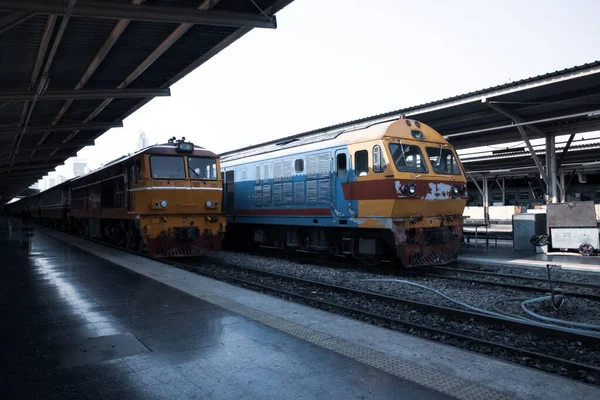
(365, 278, 600, 338)
(520, 296, 600, 330)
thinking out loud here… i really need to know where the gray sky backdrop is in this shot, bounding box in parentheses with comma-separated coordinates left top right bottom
(41, 0, 600, 184)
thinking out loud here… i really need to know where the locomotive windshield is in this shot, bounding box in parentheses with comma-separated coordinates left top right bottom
(426, 147, 462, 175)
(188, 157, 218, 180)
(150, 156, 185, 179)
(388, 143, 428, 173)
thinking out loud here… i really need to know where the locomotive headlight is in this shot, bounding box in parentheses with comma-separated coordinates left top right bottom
(452, 186, 460, 195)
(160, 200, 168, 208)
(205, 200, 213, 208)
(408, 183, 416, 195)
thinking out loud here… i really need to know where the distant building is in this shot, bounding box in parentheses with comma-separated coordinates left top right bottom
(136, 129, 149, 151)
(42, 177, 56, 190)
(72, 158, 87, 176)
(56, 175, 67, 184)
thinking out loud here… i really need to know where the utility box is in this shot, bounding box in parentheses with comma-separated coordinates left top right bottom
(547, 201, 599, 254)
(513, 213, 547, 251)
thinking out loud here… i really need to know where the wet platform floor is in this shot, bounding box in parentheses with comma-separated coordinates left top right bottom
(0, 218, 451, 400)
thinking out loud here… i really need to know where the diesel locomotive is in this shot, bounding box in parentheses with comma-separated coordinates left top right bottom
(6, 138, 226, 257)
(220, 117, 468, 267)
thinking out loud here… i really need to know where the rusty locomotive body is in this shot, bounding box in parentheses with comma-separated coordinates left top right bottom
(7, 139, 226, 257)
(221, 118, 467, 267)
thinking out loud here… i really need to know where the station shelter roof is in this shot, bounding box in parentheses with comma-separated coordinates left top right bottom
(223, 60, 600, 179)
(0, 0, 293, 203)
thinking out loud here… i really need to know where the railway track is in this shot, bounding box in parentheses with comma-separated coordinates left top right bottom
(229, 247, 600, 301)
(420, 265, 600, 301)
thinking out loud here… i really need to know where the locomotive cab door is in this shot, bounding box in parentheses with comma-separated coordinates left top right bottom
(224, 170, 235, 212)
(334, 149, 352, 218)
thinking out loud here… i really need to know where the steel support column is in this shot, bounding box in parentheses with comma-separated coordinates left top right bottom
(547, 134, 558, 203)
(560, 169, 566, 203)
(482, 173, 489, 225)
(496, 178, 505, 205)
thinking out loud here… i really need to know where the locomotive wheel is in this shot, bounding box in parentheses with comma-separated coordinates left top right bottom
(126, 226, 142, 251)
(579, 243, 595, 256)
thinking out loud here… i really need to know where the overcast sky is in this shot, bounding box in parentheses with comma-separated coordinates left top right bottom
(41, 0, 600, 185)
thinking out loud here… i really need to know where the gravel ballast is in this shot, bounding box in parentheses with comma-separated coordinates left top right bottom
(203, 251, 600, 326)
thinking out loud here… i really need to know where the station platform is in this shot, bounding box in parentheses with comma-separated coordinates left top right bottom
(2, 217, 599, 400)
(459, 241, 600, 273)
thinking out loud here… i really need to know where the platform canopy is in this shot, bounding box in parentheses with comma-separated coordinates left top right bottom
(241, 60, 600, 203)
(0, 0, 293, 204)
(272, 60, 600, 150)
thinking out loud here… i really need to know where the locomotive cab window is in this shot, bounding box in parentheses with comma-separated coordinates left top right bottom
(373, 145, 385, 173)
(355, 150, 368, 176)
(388, 143, 427, 173)
(188, 157, 217, 180)
(426, 146, 461, 175)
(150, 156, 185, 179)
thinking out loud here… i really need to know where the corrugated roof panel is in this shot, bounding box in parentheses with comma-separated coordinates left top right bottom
(48, 17, 120, 90)
(130, 24, 236, 89)
(0, 15, 47, 90)
(85, 20, 181, 90)
(28, 100, 67, 127)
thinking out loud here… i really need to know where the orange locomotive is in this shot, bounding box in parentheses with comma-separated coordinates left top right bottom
(11, 137, 226, 257)
(69, 137, 226, 256)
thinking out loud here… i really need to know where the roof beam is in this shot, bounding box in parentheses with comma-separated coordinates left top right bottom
(109, 0, 284, 137)
(0, 1, 277, 29)
(0, 11, 33, 34)
(0, 100, 16, 114)
(37, 0, 145, 150)
(0, 141, 93, 153)
(444, 108, 600, 139)
(62, 0, 223, 144)
(0, 155, 71, 167)
(0, 171, 54, 182)
(0, 121, 122, 136)
(486, 103, 549, 183)
(431, 88, 600, 129)
(0, 88, 170, 101)
(487, 101, 548, 138)
(9, 0, 77, 172)
(557, 133, 575, 170)
(0, 162, 64, 173)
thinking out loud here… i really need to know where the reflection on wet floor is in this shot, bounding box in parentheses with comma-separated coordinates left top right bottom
(0, 218, 451, 400)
